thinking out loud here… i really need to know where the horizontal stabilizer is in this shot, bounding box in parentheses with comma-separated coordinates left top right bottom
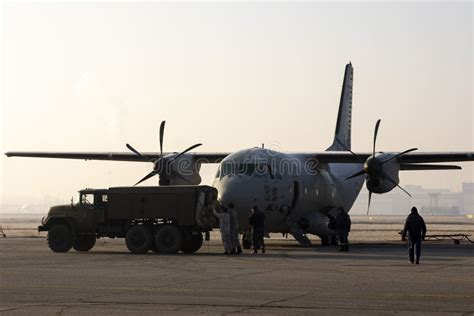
(400, 164, 462, 171)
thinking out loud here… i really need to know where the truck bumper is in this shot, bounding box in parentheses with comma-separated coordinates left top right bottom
(38, 216, 48, 232)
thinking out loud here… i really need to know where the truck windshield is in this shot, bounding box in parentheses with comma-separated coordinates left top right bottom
(81, 193, 94, 205)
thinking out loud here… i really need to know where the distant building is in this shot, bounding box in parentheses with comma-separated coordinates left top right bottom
(351, 182, 473, 215)
(462, 183, 474, 214)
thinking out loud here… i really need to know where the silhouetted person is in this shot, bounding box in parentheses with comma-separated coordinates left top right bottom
(213, 205, 232, 254)
(335, 207, 351, 251)
(249, 206, 265, 254)
(402, 207, 427, 264)
(228, 203, 242, 254)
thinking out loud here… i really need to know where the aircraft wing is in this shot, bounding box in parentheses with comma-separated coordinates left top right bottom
(301, 151, 474, 165)
(4, 151, 230, 163)
(5, 151, 473, 167)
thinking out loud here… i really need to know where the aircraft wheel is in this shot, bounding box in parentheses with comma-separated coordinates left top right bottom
(47, 224, 73, 253)
(320, 235, 331, 246)
(125, 225, 153, 254)
(72, 234, 96, 252)
(181, 233, 203, 254)
(154, 225, 183, 254)
(242, 233, 252, 250)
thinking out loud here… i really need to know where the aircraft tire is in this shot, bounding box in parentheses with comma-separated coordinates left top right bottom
(320, 235, 331, 246)
(154, 225, 183, 254)
(181, 233, 203, 254)
(242, 234, 252, 250)
(125, 225, 153, 254)
(72, 234, 96, 252)
(47, 224, 73, 253)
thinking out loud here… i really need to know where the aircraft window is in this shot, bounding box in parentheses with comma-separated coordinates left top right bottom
(102, 195, 108, 203)
(237, 164, 256, 176)
(267, 164, 275, 180)
(220, 163, 235, 178)
(255, 164, 270, 178)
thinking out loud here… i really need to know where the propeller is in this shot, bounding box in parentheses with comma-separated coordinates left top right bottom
(343, 119, 417, 214)
(126, 121, 202, 186)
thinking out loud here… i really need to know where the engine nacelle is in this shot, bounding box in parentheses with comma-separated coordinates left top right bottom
(365, 153, 400, 194)
(157, 153, 202, 185)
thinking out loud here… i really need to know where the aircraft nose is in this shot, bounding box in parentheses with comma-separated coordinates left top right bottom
(216, 177, 256, 209)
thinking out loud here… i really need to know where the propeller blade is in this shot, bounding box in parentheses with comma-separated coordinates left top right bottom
(172, 143, 203, 161)
(367, 191, 372, 215)
(394, 182, 412, 197)
(159, 121, 165, 157)
(381, 148, 418, 164)
(380, 170, 412, 198)
(134, 170, 158, 186)
(345, 169, 366, 181)
(373, 119, 381, 156)
(126, 144, 149, 161)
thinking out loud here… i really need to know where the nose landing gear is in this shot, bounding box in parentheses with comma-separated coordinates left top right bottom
(242, 231, 252, 250)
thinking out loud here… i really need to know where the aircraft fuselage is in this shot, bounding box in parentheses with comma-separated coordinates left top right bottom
(213, 147, 365, 238)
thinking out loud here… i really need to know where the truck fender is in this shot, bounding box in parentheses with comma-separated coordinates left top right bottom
(41, 216, 77, 235)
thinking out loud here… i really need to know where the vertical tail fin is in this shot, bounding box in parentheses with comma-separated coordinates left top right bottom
(327, 63, 353, 151)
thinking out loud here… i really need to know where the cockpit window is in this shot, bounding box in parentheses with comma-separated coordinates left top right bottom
(237, 164, 256, 176)
(221, 163, 235, 178)
(220, 163, 258, 178)
(255, 164, 271, 178)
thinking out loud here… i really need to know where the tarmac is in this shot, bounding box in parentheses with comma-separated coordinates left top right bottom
(0, 237, 473, 315)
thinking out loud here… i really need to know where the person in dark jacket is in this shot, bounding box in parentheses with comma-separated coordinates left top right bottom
(402, 207, 427, 264)
(249, 206, 266, 254)
(335, 207, 351, 251)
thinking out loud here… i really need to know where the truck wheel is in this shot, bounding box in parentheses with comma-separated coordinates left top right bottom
(181, 233, 203, 254)
(150, 243, 160, 253)
(126, 225, 153, 254)
(154, 225, 183, 254)
(72, 235, 96, 252)
(47, 224, 73, 253)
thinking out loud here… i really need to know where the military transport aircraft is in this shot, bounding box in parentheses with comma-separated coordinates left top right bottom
(6, 63, 474, 246)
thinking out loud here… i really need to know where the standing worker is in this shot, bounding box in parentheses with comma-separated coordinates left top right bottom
(213, 205, 232, 254)
(249, 206, 266, 254)
(335, 207, 351, 251)
(228, 203, 242, 254)
(402, 207, 427, 264)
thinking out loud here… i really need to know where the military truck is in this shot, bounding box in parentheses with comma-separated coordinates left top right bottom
(39, 186, 218, 254)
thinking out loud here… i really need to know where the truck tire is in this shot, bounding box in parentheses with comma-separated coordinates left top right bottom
(150, 242, 160, 253)
(47, 224, 73, 253)
(126, 225, 153, 254)
(154, 225, 183, 254)
(72, 235, 96, 252)
(181, 233, 203, 254)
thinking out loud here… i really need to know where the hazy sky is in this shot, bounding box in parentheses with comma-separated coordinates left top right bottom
(1, 1, 473, 205)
